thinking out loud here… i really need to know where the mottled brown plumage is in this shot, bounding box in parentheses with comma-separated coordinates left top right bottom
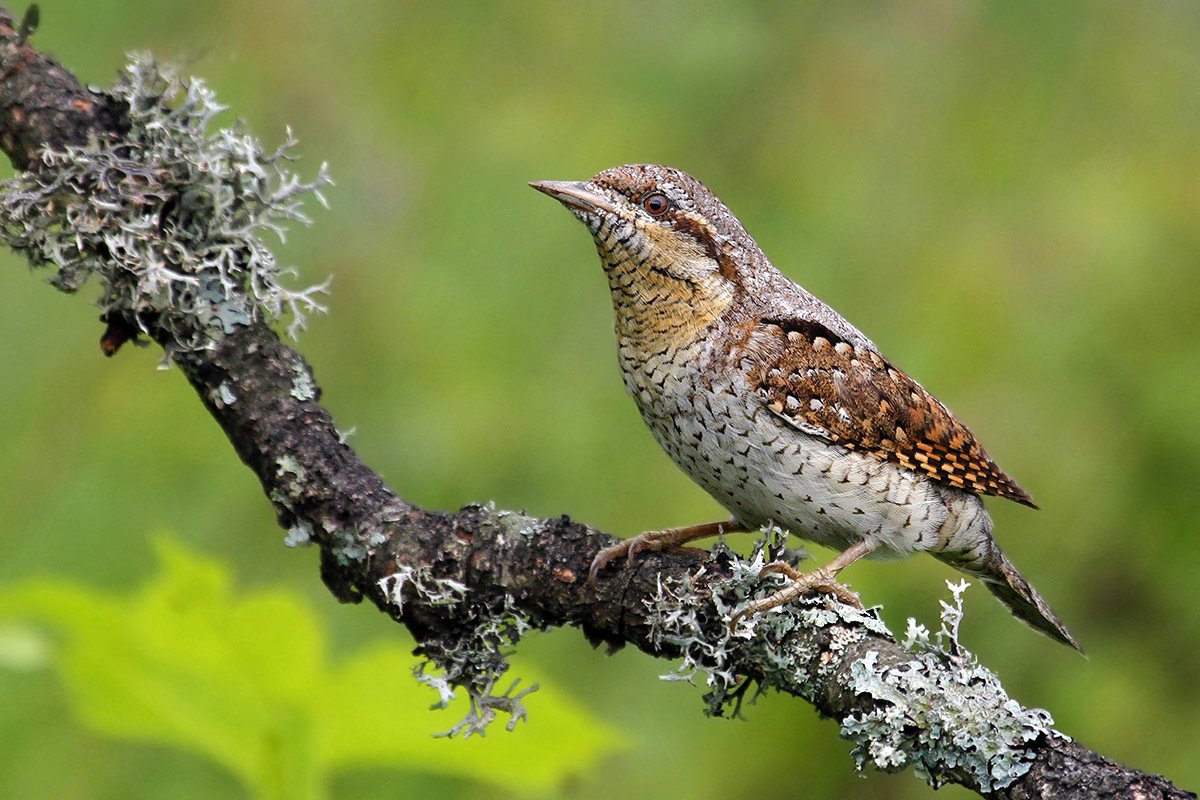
(531, 164, 1079, 650)
(745, 318, 1037, 506)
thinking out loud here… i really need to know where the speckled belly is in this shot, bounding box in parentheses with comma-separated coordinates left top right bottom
(625, 351, 989, 559)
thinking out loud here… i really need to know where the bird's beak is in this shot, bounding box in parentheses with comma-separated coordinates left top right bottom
(529, 180, 618, 215)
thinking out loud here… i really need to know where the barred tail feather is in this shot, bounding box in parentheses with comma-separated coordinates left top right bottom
(939, 549, 1082, 652)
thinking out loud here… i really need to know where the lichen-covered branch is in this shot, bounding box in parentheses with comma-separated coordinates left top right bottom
(0, 9, 1191, 799)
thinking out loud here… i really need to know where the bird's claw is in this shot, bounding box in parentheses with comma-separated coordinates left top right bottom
(587, 540, 632, 585)
(729, 563, 863, 631)
(587, 529, 709, 586)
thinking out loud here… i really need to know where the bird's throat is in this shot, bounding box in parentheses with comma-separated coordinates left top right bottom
(601, 250, 733, 354)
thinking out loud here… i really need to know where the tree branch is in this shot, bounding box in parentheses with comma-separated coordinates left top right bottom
(0, 10, 1191, 798)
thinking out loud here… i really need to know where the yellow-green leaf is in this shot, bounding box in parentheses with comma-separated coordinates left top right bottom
(0, 536, 624, 799)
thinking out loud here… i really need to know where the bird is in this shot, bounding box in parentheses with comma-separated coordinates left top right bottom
(530, 164, 1079, 650)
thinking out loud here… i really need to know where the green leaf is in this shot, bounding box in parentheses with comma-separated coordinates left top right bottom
(321, 642, 622, 793)
(0, 536, 624, 799)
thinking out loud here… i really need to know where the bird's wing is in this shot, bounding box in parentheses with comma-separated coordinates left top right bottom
(739, 318, 1036, 507)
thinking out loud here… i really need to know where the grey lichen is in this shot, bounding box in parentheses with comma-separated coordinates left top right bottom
(283, 520, 313, 548)
(0, 54, 332, 351)
(641, 537, 769, 714)
(275, 454, 306, 483)
(840, 580, 1060, 792)
(326, 524, 387, 565)
(492, 506, 544, 539)
(289, 368, 316, 401)
(379, 564, 469, 615)
(646, 540, 1057, 793)
(646, 566, 740, 702)
(646, 532, 885, 717)
(214, 381, 237, 407)
(379, 563, 538, 738)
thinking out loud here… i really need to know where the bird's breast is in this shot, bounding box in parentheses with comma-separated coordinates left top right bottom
(619, 347, 987, 559)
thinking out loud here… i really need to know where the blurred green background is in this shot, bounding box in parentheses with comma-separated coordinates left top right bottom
(1, 1, 1198, 798)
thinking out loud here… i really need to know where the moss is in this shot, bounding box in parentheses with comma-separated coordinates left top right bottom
(0, 54, 331, 351)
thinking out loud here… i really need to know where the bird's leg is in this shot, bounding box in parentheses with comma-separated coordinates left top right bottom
(588, 519, 747, 585)
(730, 539, 877, 630)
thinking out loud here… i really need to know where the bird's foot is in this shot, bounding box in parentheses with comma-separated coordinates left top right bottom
(730, 561, 863, 630)
(587, 530, 706, 585)
(587, 520, 743, 585)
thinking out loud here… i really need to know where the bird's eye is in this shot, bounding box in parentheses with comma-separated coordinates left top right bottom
(641, 192, 671, 217)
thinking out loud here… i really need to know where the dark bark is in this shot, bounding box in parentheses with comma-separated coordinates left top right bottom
(0, 7, 124, 169)
(0, 9, 1191, 799)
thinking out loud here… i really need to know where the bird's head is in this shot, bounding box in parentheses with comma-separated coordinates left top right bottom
(531, 164, 750, 346)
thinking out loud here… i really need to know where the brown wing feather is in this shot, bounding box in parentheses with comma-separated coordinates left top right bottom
(741, 319, 1036, 507)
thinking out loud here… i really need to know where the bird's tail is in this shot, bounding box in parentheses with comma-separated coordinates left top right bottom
(937, 548, 1082, 652)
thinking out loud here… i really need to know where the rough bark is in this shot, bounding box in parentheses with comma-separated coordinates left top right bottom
(0, 9, 1191, 799)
